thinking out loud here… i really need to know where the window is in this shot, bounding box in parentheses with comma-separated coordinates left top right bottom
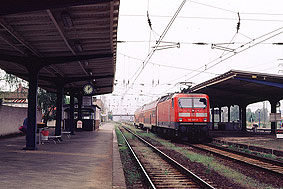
(172, 99, 174, 108)
(178, 98, 192, 108)
(193, 98, 207, 108)
(178, 97, 207, 108)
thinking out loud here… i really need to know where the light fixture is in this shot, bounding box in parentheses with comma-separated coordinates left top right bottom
(82, 61, 89, 66)
(61, 11, 73, 28)
(74, 41, 83, 52)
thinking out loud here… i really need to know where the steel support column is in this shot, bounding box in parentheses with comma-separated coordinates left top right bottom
(69, 92, 75, 135)
(240, 105, 247, 132)
(219, 107, 222, 123)
(228, 105, 231, 122)
(78, 95, 82, 120)
(25, 66, 39, 150)
(239, 105, 242, 125)
(270, 100, 277, 134)
(211, 108, 215, 130)
(55, 84, 64, 136)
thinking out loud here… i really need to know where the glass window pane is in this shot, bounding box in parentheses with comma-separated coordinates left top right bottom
(178, 98, 192, 108)
(193, 98, 207, 108)
(178, 97, 207, 108)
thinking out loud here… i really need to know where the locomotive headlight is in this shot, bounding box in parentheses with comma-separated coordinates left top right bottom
(204, 118, 207, 122)
(179, 118, 182, 122)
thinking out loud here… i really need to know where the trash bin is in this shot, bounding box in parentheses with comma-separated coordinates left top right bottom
(41, 130, 49, 140)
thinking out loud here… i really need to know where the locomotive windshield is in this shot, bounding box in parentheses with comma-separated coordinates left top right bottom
(178, 98, 207, 108)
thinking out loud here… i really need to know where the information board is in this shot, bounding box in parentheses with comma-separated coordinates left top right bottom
(82, 96, 92, 106)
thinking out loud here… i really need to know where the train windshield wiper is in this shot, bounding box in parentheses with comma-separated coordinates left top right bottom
(178, 101, 183, 108)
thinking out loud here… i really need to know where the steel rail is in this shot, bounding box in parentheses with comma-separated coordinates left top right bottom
(190, 143, 283, 176)
(122, 126, 215, 189)
(117, 127, 156, 189)
(206, 143, 283, 167)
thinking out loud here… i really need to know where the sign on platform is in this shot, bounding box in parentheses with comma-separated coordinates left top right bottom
(269, 113, 281, 122)
(77, 120, 83, 129)
(82, 96, 92, 106)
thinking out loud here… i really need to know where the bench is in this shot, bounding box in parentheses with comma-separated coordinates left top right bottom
(62, 131, 71, 138)
(39, 129, 71, 144)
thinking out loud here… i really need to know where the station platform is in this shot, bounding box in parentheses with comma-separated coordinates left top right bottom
(210, 130, 283, 156)
(0, 122, 126, 189)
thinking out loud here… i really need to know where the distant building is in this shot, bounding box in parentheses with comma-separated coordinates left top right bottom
(0, 84, 28, 107)
(113, 114, 134, 122)
(93, 97, 108, 122)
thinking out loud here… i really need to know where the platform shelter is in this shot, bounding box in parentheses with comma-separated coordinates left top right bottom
(190, 70, 283, 134)
(0, 0, 120, 150)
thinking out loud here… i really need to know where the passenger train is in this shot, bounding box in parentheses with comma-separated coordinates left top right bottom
(134, 93, 210, 142)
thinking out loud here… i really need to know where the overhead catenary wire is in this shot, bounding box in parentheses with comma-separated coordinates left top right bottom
(120, 14, 283, 23)
(123, 0, 187, 97)
(118, 1, 283, 101)
(118, 40, 278, 45)
(189, 0, 237, 14)
(187, 25, 283, 79)
(118, 52, 219, 75)
(161, 25, 283, 94)
(184, 27, 283, 80)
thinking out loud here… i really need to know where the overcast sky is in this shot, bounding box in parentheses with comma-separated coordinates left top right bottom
(104, 0, 283, 114)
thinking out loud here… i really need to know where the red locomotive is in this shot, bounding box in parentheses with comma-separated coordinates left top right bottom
(134, 93, 210, 142)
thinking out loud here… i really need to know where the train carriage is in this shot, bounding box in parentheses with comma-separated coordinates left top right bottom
(134, 93, 210, 142)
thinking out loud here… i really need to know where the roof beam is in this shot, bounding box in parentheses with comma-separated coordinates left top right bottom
(0, 18, 40, 56)
(0, 53, 113, 66)
(0, 33, 26, 55)
(0, 0, 112, 16)
(41, 53, 113, 66)
(207, 86, 269, 100)
(0, 18, 64, 77)
(47, 9, 88, 76)
(109, 1, 114, 53)
(10, 74, 113, 84)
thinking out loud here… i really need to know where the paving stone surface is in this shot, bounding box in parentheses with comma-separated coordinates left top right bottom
(0, 122, 126, 189)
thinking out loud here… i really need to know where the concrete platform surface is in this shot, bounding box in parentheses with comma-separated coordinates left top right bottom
(210, 131, 283, 156)
(0, 122, 126, 189)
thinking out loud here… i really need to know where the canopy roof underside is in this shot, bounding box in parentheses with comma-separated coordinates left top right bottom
(190, 70, 283, 107)
(0, 0, 120, 95)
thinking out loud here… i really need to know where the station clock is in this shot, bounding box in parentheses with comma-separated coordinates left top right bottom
(83, 83, 95, 96)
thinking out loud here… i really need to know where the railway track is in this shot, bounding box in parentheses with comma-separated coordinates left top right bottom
(119, 126, 215, 189)
(190, 143, 283, 176)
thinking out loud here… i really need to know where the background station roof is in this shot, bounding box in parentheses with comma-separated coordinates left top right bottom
(190, 70, 283, 107)
(0, 0, 120, 95)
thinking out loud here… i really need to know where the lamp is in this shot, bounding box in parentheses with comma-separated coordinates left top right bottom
(74, 41, 83, 52)
(61, 11, 73, 28)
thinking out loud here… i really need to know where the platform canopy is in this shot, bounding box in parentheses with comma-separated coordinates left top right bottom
(190, 70, 283, 107)
(0, 0, 119, 95)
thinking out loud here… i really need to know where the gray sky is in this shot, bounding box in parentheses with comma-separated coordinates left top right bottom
(105, 0, 283, 114)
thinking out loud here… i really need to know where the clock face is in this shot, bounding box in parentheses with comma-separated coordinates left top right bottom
(83, 84, 94, 95)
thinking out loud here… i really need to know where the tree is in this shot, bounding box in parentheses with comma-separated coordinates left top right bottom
(2, 72, 68, 123)
(37, 88, 57, 123)
(230, 105, 239, 121)
(108, 112, 113, 121)
(255, 108, 269, 127)
(246, 108, 256, 122)
(4, 73, 27, 90)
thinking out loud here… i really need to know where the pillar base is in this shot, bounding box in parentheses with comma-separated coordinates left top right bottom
(22, 147, 38, 151)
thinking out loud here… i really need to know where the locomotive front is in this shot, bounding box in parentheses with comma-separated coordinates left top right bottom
(174, 94, 210, 141)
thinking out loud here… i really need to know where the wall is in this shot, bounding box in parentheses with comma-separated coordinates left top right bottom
(0, 105, 42, 136)
(94, 107, 100, 130)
